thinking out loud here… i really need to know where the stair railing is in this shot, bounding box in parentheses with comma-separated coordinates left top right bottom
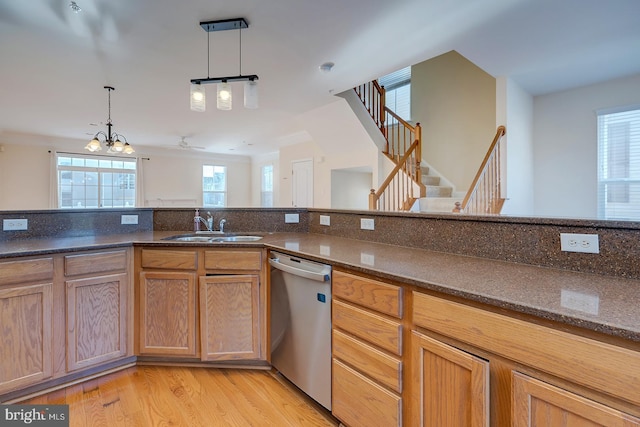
(454, 126, 507, 215)
(369, 139, 423, 211)
(355, 80, 425, 210)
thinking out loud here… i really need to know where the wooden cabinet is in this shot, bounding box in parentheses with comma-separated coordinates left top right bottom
(411, 291, 640, 426)
(410, 331, 489, 427)
(199, 274, 259, 361)
(512, 372, 640, 426)
(139, 271, 197, 356)
(64, 249, 130, 371)
(136, 247, 265, 362)
(331, 269, 404, 427)
(0, 257, 54, 394)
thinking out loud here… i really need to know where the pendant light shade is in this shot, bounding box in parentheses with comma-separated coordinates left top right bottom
(244, 80, 258, 109)
(189, 18, 259, 112)
(217, 82, 232, 110)
(190, 83, 206, 112)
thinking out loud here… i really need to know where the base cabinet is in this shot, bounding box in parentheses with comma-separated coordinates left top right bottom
(136, 247, 265, 362)
(410, 331, 489, 427)
(331, 269, 403, 427)
(66, 273, 128, 371)
(0, 282, 53, 394)
(139, 271, 197, 356)
(199, 274, 260, 361)
(512, 372, 640, 427)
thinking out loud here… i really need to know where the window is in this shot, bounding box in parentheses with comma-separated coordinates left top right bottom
(379, 66, 411, 122)
(597, 106, 640, 220)
(203, 165, 227, 207)
(261, 164, 274, 207)
(57, 154, 137, 208)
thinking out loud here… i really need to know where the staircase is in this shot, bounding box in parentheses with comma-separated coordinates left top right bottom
(353, 79, 506, 215)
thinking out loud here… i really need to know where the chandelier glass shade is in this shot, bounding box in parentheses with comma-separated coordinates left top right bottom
(85, 86, 134, 154)
(189, 18, 259, 112)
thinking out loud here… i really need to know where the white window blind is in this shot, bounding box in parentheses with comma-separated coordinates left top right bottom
(379, 66, 411, 122)
(597, 106, 640, 220)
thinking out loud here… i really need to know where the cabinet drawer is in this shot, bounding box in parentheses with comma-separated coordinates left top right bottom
(332, 358, 402, 427)
(333, 299, 402, 356)
(333, 270, 402, 318)
(204, 250, 262, 271)
(333, 329, 402, 393)
(140, 249, 197, 270)
(413, 291, 640, 407)
(65, 250, 127, 276)
(0, 258, 53, 286)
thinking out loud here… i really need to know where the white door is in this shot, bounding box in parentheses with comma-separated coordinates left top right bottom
(292, 159, 313, 207)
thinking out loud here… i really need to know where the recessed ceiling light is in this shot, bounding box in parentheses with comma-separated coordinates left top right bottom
(319, 62, 334, 73)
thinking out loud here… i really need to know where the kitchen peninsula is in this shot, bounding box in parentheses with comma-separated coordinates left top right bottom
(1, 207, 639, 425)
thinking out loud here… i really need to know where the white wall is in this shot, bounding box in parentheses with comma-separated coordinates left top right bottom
(497, 77, 535, 216)
(331, 170, 372, 210)
(0, 132, 252, 210)
(533, 73, 640, 219)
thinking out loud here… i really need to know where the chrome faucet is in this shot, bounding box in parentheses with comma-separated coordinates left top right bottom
(219, 218, 227, 233)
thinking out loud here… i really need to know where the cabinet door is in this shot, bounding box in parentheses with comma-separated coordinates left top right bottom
(411, 331, 489, 427)
(66, 273, 127, 371)
(139, 271, 197, 356)
(0, 283, 53, 393)
(199, 275, 260, 361)
(513, 372, 640, 426)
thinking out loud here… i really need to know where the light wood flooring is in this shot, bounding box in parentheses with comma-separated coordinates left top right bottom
(22, 366, 339, 427)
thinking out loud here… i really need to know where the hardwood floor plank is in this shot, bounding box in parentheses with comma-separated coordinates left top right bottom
(21, 366, 339, 426)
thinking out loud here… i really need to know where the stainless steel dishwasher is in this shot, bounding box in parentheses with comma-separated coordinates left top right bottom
(269, 251, 332, 410)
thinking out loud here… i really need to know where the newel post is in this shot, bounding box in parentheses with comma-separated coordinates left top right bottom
(369, 189, 377, 210)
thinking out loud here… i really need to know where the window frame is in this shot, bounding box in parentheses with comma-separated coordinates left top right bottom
(202, 164, 227, 207)
(56, 153, 137, 209)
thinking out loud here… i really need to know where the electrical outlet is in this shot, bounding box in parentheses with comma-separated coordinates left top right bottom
(319, 215, 330, 226)
(285, 213, 299, 223)
(360, 218, 375, 230)
(121, 214, 138, 225)
(3, 219, 28, 231)
(320, 245, 331, 256)
(560, 233, 599, 254)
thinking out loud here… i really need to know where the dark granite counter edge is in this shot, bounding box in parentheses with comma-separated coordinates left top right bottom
(1, 231, 638, 343)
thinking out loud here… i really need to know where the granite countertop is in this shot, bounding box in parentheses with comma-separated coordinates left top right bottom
(1, 231, 639, 343)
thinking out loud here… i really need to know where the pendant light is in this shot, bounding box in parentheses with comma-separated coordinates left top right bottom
(189, 18, 259, 112)
(86, 86, 134, 154)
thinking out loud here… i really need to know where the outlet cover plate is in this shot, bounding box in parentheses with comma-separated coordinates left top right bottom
(560, 233, 599, 254)
(121, 214, 139, 225)
(319, 215, 330, 226)
(360, 218, 375, 230)
(3, 219, 28, 231)
(285, 213, 299, 223)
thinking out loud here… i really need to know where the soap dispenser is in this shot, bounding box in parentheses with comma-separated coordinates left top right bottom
(194, 208, 201, 232)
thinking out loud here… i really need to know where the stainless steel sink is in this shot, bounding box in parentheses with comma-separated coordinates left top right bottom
(165, 234, 263, 242)
(210, 235, 262, 242)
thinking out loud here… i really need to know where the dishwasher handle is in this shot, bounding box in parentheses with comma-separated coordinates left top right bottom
(269, 257, 330, 282)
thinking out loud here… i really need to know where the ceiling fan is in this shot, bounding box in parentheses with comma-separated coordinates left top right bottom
(169, 137, 206, 151)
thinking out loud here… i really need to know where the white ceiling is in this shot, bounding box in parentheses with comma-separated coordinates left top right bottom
(1, 0, 639, 157)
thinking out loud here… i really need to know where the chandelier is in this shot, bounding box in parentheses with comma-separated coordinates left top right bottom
(190, 18, 259, 112)
(85, 86, 135, 154)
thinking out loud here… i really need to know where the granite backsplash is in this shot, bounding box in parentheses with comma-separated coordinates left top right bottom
(2, 207, 640, 280)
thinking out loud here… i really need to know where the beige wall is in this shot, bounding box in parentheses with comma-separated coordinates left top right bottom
(412, 50, 496, 192)
(0, 134, 252, 210)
